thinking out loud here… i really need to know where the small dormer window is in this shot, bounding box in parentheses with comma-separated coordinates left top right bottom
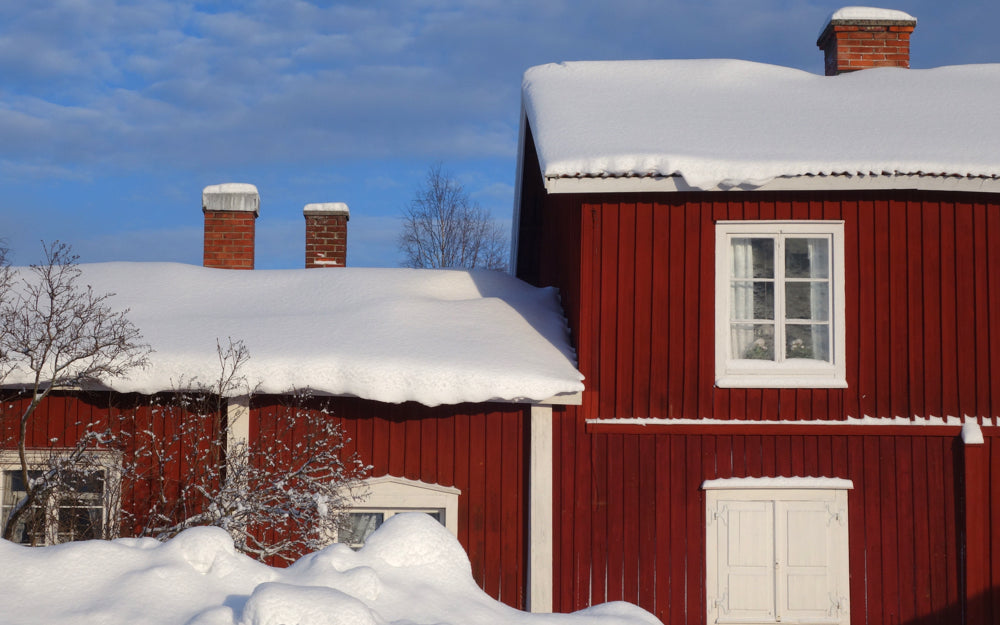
(715, 221, 846, 388)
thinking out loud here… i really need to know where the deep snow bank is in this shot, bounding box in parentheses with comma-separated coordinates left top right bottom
(0, 513, 661, 625)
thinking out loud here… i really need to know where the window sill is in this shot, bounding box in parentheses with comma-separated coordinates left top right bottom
(715, 374, 848, 389)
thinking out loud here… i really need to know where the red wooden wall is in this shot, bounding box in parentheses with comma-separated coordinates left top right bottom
(250, 396, 530, 609)
(0, 391, 220, 535)
(520, 189, 1000, 424)
(553, 415, 1000, 625)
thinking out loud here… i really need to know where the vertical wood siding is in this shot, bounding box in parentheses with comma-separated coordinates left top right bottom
(251, 396, 529, 609)
(529, 190, 1000, 423)
(552, 415, 1000, 625)
(0, 391, 220, 535)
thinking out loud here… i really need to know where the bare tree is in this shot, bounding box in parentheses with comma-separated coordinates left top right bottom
(0, 241, 150, 542)
(399, 163, 509, 271)
(127, 338, 369, 563)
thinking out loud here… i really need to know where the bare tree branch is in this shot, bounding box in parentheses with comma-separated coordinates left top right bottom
(1, 241, 150, 541)
(399, 163, 509, 271)
(125, 338, 369, 563)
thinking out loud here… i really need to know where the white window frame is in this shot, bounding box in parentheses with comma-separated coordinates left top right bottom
(333, 476, 460, 548)
(0, 449, 121, 546)
(715, 220, 847, 388)
(704, 478, 852, 625)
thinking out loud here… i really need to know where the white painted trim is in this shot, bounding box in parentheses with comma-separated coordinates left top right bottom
(586, 415, 990, 427)
(543, 173, 1000, 195)
(528, 404, 553, 613)
(715, 221, 847, 388)
(226, 395, 250, 457)
(354, 475, 460, 536)
(703, 476, 854, 490)
(535, 391, 583, 406)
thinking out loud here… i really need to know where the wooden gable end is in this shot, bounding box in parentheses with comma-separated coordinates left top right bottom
(519, 188, 1000, 422)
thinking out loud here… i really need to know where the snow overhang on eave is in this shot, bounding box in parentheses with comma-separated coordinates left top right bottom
(543, 173, 1000, 195)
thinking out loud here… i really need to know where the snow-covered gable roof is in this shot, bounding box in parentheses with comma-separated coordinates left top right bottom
(521, 59, 1000, 191)
(6, 263, 584, 406)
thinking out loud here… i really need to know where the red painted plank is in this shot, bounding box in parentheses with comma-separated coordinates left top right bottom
(972, 202, 991, 421)
(685, 436, 704, 625)
(572, 410, 593, 610)
(698, 204, 717, 420)
(862, 436, 884, 622)
(622, 434, 641, 603)
(632, 202, 654, 419)
(652, 435, 670, 620)
(894, 436, 916, 623)
(873, 199, 892, 419)
(938, 201, 960, 419)
(681, 202, 701, 418)
(879, 437, 901, 623)
(925, 436, 947, 616)
(910, 436, 932, 618)
(989, 205, 1000, 421)
(499, 408, 524, 608)
(668, 436, 687, 625)
(922, 200, 943, 419)
(636, 435, 656, 609)
(590, 432, 609, 604)
(616, 203, 637, 421)
(667, 200, 686, 419)
(598, 203, 620, 420)
(649, 204, 670, 419)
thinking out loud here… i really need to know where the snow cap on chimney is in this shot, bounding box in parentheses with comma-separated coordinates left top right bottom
(304, 202, 350, 268)
(202, 183, 259, 270)
(817, 7, 916, 76)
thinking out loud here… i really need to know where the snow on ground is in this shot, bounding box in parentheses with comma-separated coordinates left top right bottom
(0, 514, 659, 625)
(3, 263, 584, 406)
(522, 60, 1000, 190)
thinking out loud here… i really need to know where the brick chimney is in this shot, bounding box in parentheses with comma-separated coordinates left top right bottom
(817, 7, 916, 76)
(202, 183, 259, 270)
(304, 202, 349, 268)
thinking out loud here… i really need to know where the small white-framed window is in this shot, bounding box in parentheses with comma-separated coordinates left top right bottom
(335, 475, 460, 549)
(715, 221, 846, 388)
(704, 477, 852, 625)
(1, 450, 120, 546)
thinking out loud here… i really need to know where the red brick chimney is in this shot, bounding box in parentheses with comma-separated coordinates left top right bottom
(817, 7, 916, 76)
(202, 183, 259, 270)
(304, 202, 349, 268)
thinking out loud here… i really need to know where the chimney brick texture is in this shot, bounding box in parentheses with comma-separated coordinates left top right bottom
(202, 183, 259, 270)
(817, 13, 916, 76)
(304, 202, 350, 268)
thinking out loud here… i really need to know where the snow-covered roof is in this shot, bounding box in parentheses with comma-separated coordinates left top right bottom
(5, 263, 584, 406)
(521, 59, 1000, 191)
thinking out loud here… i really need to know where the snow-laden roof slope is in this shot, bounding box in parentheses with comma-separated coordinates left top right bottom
(522, 59, 1000, 190)
(0, 515, 658, 625)
(5, 263, 584, 406)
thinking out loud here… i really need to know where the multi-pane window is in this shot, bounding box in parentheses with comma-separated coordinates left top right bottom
(333, 475, 459, 549)
(1, 468, 107, 546)
(340, 508, 445, 549)
(716, 222, 846, 388)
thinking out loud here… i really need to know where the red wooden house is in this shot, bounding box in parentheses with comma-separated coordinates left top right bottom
(4, 7, 1000, 625)
(1, 189, 584, 611)
(513, 7, 1000, 625)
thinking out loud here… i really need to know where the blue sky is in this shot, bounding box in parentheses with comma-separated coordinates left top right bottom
(2, 1, 998, 268)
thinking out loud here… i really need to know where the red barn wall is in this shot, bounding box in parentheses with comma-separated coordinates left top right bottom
(522, 190, 1000, 423)
(250, 396, 530, 609)
(0, 391, 220, 536)
(554, 415, 1000, 625)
